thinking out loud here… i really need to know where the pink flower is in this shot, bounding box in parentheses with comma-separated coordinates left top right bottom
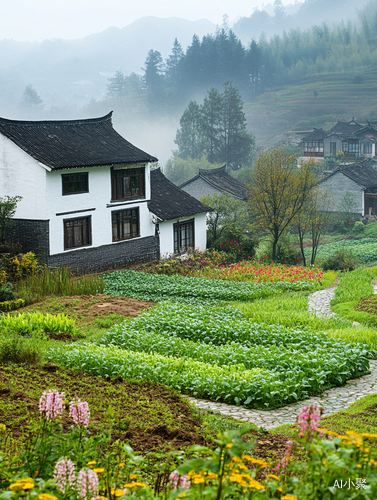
(69, 399, 90, 428)
(76, 468, 99, 499)
(39, 390, 65, 421)
(54, 458, 76, 495)
(169, 470, 190, 490)
(296, 405, 322, 436)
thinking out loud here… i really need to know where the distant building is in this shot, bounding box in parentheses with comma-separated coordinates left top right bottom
(320, 160, 377, 217)
(301, 119, 377, 161)
(179, 165, 248, 201)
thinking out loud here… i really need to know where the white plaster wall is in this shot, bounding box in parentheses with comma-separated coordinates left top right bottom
(159, 212, 208, 257)
(0, 134, 47, 218)
(47, 164, 155, 255)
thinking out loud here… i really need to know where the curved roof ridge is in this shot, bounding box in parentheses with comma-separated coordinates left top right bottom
(199, 165, 227, 174)
(0, 112, 113, 127)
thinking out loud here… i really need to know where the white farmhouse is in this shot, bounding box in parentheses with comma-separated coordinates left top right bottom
(0, 112, 211, 272)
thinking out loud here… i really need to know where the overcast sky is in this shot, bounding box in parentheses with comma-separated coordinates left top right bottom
(1, 0, 296, 42)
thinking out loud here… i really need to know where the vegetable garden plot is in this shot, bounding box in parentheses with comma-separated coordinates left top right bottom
(304, 238, 377, 263)
(49, 303, 370, 409)
(103, 270, 319, 304)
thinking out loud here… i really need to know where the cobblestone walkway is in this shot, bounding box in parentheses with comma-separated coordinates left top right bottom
(184, 284, 377, 429)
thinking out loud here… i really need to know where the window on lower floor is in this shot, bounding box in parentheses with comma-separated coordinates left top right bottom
(112, 208, 140, 241)
(64, 216, 91, 250)
(62, 173, 88, 195)
(363, 143, 373, 154)
(174, 219, 194, 253)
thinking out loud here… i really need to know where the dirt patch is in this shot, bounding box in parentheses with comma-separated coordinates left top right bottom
(0, 364, 210, 451)
(61, 295, 154, 317)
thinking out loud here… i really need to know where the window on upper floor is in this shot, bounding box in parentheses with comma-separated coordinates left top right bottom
(64, 216, 91, 250)
(62, 173, 88, 195)
(111, 167, 145, 201)
(112, 208, 140, 241)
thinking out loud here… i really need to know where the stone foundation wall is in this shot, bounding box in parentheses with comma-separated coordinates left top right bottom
(7, 219, 50, 262)
(47, 235, 160, 274)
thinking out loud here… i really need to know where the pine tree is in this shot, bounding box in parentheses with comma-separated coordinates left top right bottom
(174, 101, 204, 161)
(19, 85, 43, 117)
(165, 38, 184, 87)
(201, 88, 222, 163)
(106, 71, 126, 98)
(143, 49, 165, 112)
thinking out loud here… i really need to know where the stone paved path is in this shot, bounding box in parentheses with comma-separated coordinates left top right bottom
(183, 284, 377, 429)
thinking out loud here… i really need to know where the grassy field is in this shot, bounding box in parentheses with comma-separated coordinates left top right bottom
(246, 68, 377, 142)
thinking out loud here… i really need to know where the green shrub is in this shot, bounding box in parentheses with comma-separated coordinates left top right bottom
(0, 282, 16, 301)
(353, 220, 365, 232)
(322, 247, 358, 270)
(0, 298, 25, 312)
(0, 334, 42, 364)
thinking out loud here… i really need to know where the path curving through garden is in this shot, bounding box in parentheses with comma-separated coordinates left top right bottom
(184, 284, 377, 429)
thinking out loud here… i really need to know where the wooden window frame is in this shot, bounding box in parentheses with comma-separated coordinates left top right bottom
(112, 208, 140, 242)
(63, 216, 92, 250)
(111, 167, 145, 201)
(62, 173, 89, 195)
(173, 219, 195, 254)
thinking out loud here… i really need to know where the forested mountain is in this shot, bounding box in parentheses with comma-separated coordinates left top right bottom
(233, 0, 370, 43)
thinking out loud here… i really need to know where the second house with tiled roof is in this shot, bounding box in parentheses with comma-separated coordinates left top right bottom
(0, 112, 211, 272)
(178, 165, 248, 201)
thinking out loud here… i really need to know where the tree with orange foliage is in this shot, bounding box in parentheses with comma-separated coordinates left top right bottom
(248, 149, 316, 261)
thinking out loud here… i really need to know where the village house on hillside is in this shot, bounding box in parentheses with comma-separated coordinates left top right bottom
(0, 112, 211, 272)
(179, 165, 248, 200)
(302, 119, 377, 161)
(320, 160, 377, 217)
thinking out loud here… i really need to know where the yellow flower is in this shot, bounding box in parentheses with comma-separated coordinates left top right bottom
(178, 494, 187, 499)
(357, 464, 362, 468)
(123, 483, 146, 489)
(232, 457, 242, 462)
(242, 456, 267, 467)
(38, 495, 58, 500)
(281, 496, 298, 500)
(118, 463, 125, 469)
(362, 433, 377, 440)
(10, 484, 24, 492)
(15, 479, 34, 483)
(87, 461, 97, 467)
(267, 474, 280, 481)
(22, 483, 34, 490)
(129, 474, 137, 480)
(278, 487, 283, 492)
(226, 444, 233, 449)
(0, 424, 6, 432)
(93, 468, 105, 474)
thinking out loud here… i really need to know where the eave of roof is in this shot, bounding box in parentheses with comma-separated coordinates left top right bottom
(149, 168, 213, 222)
(0, 112, 158, 170)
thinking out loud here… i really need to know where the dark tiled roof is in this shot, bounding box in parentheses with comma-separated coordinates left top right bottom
(180, 165, 248, 200)
(301, 128, 327, 141)
(327, 120, 363, 135)
(0, 112, 157, 170)
(323, 160, 377, 188)
(149, 168, 213, 222)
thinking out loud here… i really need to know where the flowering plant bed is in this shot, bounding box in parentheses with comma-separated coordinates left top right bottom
(201, 261, 324, 283)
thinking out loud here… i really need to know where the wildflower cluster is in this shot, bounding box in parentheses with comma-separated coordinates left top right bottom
(206, 262, 324, 283)
(39, 390, 65, 421)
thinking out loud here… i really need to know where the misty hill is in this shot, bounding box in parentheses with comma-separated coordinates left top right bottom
(233, 0, 371, 43)
(0, 16, 215, 116)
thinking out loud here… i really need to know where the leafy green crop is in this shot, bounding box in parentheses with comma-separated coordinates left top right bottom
(99, 317, 369, 393)
(305, 238, 377, 264)
(0, 311, 76, 336)
(102, 270, 319, 304)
